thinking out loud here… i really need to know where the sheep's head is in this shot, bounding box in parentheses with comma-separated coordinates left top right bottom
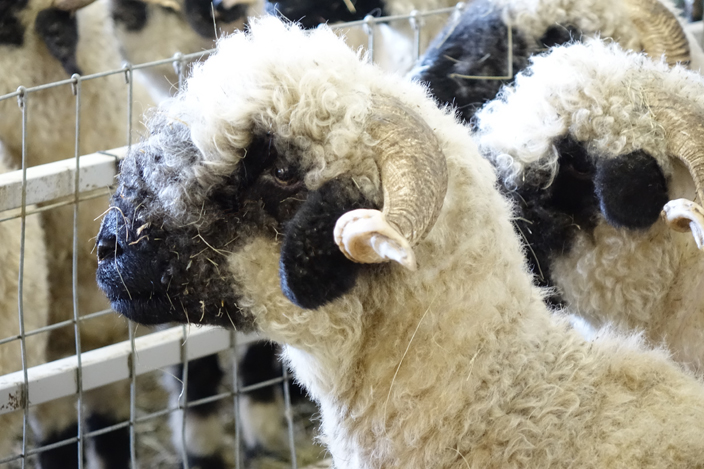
(475, 40, 704, 300)
(411, 0, 690, 122)
(95, 18, 447, 331)
(1, 0, 104, 76)
(110, 0, 256, 39)
(264, 0, 386, 29)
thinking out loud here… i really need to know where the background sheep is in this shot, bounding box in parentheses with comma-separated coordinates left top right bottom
(266, 0, 460, 74)
(475, 39, 704, 371)
(95, 18, 704, 468)
(109, 0, 263, 101)
(0, 145, 49, 464)
(408, 0, 704, 122)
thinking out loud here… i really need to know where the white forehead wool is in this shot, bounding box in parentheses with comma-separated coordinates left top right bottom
(134, 17, 452, 223)
(475, 39, 704, 186)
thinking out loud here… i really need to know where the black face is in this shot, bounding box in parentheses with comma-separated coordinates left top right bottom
(265, 0, 385, 29)
(34, 7, 82, 76)
(502, 137, 669, 306)
(96, 120, 375, 328)
(0, 0, 29, 46)
(185, 0, 250, 38)
(110, 0, 149, 31)
(414, 0, 580, 124)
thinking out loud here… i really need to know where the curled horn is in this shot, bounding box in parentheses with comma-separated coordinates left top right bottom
(622, 0, 690, 66)
(334, 96, 448, 270)
(50, 0, 98, 10)
(649, 93, 704, 249)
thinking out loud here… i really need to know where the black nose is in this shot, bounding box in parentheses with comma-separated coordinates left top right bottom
(97, 233, 122, 262)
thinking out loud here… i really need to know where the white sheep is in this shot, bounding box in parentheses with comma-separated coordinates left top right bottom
(95, 18, 704, 468)
(266, 0, 460, 74)
(474, 39, 704, 372)
(108, 0, 263, 101)
(0, 144, 49, 463)
(409, 0, 704, 121)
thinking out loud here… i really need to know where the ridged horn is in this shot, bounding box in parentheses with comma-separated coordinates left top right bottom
(649, 93, 704, 249)
(334, 95, 448, 270)
(622, 0, 690, 66)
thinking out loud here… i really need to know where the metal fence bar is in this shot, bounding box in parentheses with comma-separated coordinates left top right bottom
(0, 327, 260, 415)
(17, 85, 30, 469)
(282, 366, 298, 469)
(230, 331, 242, 469)
(71, 72, 86, 469)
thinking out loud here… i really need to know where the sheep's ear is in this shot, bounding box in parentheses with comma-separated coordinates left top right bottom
(594, 151, 669, 229)
(279, 177, 374, 309)
(35, 7, 81, 76)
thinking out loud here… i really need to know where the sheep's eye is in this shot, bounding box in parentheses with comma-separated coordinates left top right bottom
(273, 165, 298, 186)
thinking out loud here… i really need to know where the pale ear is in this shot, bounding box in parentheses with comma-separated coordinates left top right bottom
(50, 0, 98, 11)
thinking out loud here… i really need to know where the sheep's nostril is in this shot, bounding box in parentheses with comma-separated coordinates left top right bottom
(97, 234, 122, 262)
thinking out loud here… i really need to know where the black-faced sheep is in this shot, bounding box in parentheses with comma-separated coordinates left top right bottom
(109, 0, 263, 100)
(265, 0, 460, 74)
(474, 39, 704, 372)
(109, 1, 322, 462)
(409, 0, 704, 122)
(96, 18, 704, 468)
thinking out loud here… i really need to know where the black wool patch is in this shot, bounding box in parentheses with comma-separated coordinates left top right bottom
(188, 454, 228, 469)
(240, 341, 281, 403)
(86, 414, 131, 469)
(265, 0, 385, 29)
(38, 423, 80, 469)
(414, 0, 531, 123)
(594, 150, 669, 229)
(0, 0, 28, 46)
(173, 354, 224, 416)
(504, 137, 598, 304)
(184, 0, 249, 38)
(280, 177, 375, 309)
(35, 8, 82, 76)
(110, 0, 148, 31)
(538, 24, 580, 48)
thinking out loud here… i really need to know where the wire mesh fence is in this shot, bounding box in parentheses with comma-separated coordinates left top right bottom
(0, 2, 702, 468)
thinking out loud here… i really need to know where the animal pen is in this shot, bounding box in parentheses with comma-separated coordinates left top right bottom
(0, 3, 703, 469)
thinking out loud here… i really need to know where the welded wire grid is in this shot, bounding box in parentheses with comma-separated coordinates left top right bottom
(0, 3, 702, 469)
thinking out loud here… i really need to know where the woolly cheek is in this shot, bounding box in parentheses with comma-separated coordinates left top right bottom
(226, 237, 301, 340)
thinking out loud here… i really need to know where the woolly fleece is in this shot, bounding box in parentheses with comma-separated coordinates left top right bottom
(475, 39, 704, 371)
(107, 19, 704, 468)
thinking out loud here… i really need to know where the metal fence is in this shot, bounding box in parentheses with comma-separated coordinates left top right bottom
(0, 2, 702, 468)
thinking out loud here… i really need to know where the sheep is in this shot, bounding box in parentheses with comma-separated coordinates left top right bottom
(265, 0, 459, 74)
(474, 39, 704, 374)
(95, 18, 704, 468)
(408, 0, 704, 122)
(0, 144, 50, 463)
(108, 0, 263, 101)
(0, 2, 232, 467)
(109, 1, 326, 462)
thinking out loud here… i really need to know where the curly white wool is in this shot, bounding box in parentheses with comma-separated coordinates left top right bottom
(141, 19, 704, 467)
(475, 39, 704, 370)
